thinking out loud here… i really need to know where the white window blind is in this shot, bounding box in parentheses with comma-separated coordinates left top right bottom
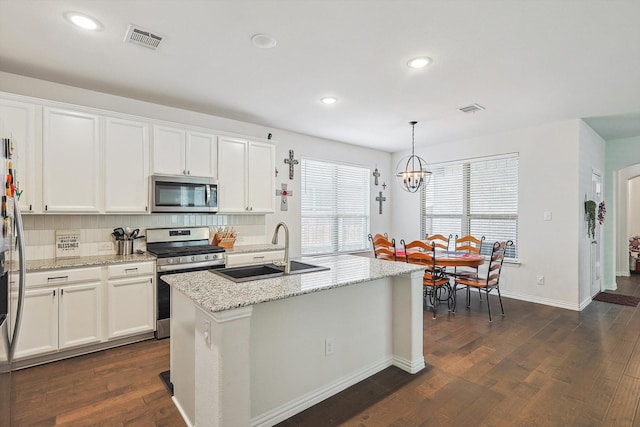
(301, 159, 370, 255)
(421, 153, 519, 259)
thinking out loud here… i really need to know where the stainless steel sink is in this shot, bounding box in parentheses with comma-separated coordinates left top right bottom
(211, 261, 329, 283)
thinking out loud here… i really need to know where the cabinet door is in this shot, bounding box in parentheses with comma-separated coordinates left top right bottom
(14, 287, 58, 359)
(107, 275, 154, 339)
(0, 98, 40, 213)
(186, 131, 217, 177)
(152, 125, 186, 175)
(248, 141, 275, 212)
(218, 137, 248, 212)
(104, 117, 150, 213)
(58, 282, 102, 349)
(43, 107, 101, 212)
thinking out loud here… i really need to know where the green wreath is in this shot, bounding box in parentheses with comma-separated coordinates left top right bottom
(585, 200, 596, 239)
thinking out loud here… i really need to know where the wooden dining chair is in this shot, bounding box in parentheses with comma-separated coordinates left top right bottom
(368, 233, 396, 261)
(453, 240, 513, 322)
(401, 240, 452, 319)
(425, 233, 452, 251)
(453, 234, 486, 303)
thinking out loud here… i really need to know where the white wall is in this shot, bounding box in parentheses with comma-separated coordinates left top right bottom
(629, 177, 640, 237)
(392, 120, 584, 310)
(604, 136, 640, 286)
(0, 71, 392, 258)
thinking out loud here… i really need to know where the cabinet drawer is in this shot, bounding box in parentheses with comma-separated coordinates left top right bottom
(27, 267, 102, 288)
(225, 250, 285, 267)
(107, 262, 154, 279)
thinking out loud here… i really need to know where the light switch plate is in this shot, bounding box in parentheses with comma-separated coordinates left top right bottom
(543, 211, 552, 221)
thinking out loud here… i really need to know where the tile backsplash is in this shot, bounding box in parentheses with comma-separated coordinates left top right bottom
(21, 213, 267, 260)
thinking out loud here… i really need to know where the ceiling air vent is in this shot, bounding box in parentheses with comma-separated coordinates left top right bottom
(124, 24, 164, 50)
(457, 104, 485, 114)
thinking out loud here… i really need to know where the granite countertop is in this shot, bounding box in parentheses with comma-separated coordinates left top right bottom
(160, 254, 425, 313)
(25, 252, 157, 272)
(225, 244, 285, 254)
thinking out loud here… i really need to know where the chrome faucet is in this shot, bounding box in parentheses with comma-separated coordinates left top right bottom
(271, 222, 290, 274)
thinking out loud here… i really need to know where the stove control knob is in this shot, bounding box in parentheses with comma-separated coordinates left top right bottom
(167, 259, 173, 264)
(205, 255, 210, 260)
(191, 256, 195, 262)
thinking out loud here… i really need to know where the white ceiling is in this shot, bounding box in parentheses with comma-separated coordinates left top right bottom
(1, 0, 639, 152)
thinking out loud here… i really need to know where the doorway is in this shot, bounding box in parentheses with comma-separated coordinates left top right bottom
(591, 170, 602, 297)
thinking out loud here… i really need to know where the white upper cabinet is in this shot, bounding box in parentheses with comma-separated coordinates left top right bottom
(152, 125, 217, 177)
(218, 137, 275, 213)
(0, 97, 41, 213)
(187, 131, 217, 177)
(248, 141, 275, 212)
(104, 116, 150, 213)
(43, 107, 101, 213)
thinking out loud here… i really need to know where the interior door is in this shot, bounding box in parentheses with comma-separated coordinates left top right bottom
(591, 170, 603, 297)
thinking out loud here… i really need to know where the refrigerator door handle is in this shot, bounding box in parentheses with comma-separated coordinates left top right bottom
(8, 200, 25, 361)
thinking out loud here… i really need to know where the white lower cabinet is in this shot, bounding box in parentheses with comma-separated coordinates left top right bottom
(15, 276, 102, 359)
(15, 262, 155, 363)
(107, 262, 155, 339)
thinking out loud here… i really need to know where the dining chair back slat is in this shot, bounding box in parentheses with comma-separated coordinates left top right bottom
(368, 233, 396, 261)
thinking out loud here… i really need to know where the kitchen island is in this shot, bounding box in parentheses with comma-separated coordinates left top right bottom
(162, 254, 426, 427)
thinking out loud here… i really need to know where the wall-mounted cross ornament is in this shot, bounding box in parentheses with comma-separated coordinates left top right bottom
(373, 168, 380, 186)
(276, 183, 293, 211)
(376, 191, 386, 214)
(284, 149, 299, 180)
(382, 182, 387, 190)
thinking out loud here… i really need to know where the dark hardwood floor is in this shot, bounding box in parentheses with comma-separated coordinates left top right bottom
(11, 274, 640, 426)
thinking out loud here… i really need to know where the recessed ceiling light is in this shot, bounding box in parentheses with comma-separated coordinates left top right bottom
(65, 12, 102, 31)
(251, 33, 277, 49)
(407, 56, 433, 69)
(320, 97, 338, 105)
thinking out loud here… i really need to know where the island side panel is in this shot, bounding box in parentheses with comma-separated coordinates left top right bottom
(249, 278, 395, 425)
(195, 305, 253, 427)
(391, 270, 426, 373)
(171, 288, 196, 426)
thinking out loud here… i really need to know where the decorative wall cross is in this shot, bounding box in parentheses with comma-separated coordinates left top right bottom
(376, 191, 386, 214)
(284, 149, 299, 180)
(373, 168, 380, 186)
(276, 183, 293, 211)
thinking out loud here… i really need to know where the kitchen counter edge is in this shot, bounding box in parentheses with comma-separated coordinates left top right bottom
(161, 254, 425, 314)
(25, 253, 157, 272)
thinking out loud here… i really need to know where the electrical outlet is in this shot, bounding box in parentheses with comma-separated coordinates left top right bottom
(99, 242, 113, 251)
(536, 275, 545, 285)
(325, 338, 335, 356)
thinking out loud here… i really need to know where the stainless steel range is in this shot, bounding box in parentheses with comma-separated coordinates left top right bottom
(146, 226, 225, 339)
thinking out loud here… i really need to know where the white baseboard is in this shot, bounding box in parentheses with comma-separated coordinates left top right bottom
(392, 354, 425, 374)
(173, 396, 194, 427)
(250, 357, 394, 427)
(499, 290, 581, 311)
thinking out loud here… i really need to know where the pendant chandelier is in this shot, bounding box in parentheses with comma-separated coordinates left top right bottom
(395, 121, 431, 193)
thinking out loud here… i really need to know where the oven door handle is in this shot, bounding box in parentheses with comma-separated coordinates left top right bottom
(157, 260, 225, 272)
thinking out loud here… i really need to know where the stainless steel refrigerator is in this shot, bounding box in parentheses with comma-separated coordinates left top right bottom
(0, 134, 27, 426)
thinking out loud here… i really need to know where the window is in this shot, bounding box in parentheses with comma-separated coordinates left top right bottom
(421, 153, 519, 260)
(301, 159, 370, 255)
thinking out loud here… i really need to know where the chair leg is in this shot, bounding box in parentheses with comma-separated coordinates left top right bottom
(452, 284, 458, 313)
(485, 289, 492, 322)
(466, 286, 471, 308)
(431, 286, 437, 319)
(497, 286, 505, 316)
(478, 288, 483, 301)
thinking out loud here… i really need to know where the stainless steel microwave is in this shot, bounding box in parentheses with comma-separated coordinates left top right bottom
(150, 175, 218, 213)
